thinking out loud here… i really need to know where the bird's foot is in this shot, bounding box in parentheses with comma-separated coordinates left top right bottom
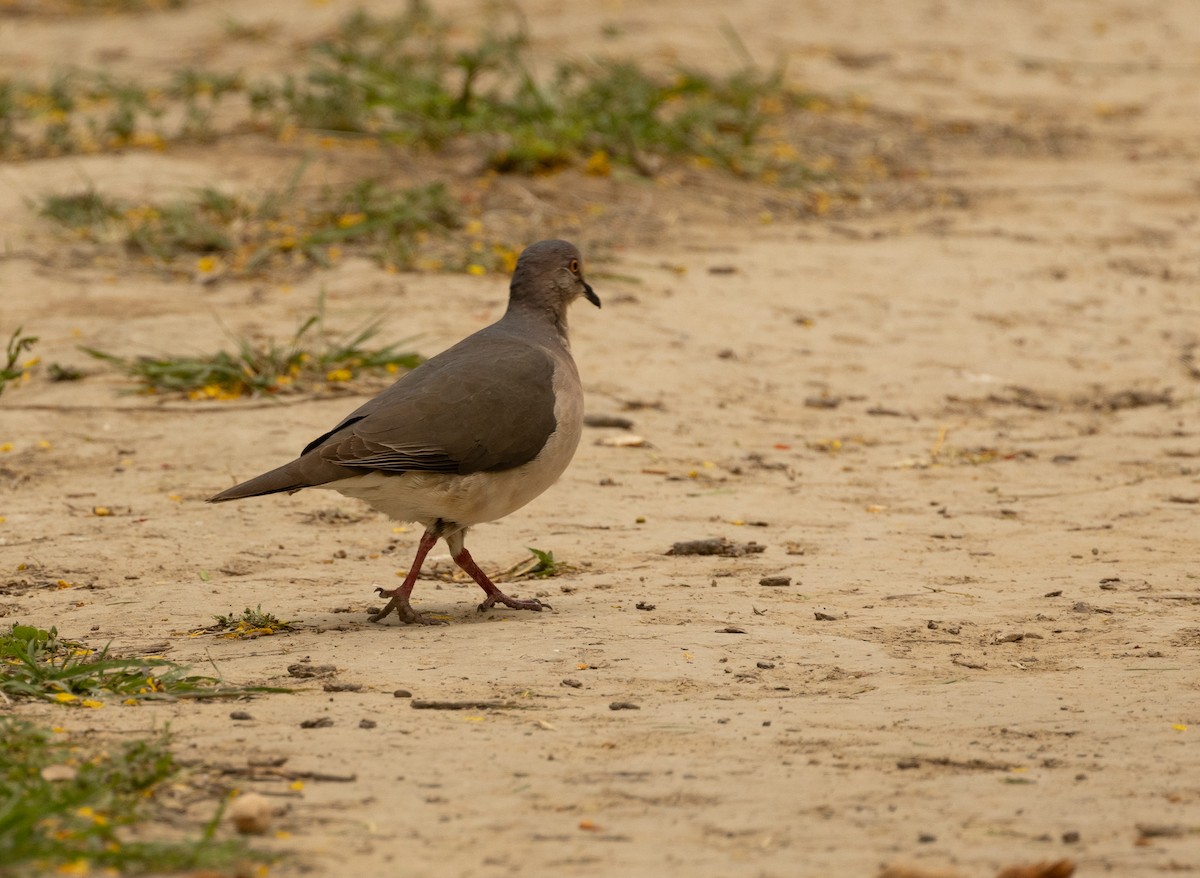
(477, 592, 551, 614)
(370, 587, 446, 625)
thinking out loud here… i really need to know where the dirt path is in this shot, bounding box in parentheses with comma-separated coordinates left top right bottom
(2, 1, 1198, 875)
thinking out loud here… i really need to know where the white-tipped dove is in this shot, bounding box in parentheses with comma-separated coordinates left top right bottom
(208, 239, 599, 624)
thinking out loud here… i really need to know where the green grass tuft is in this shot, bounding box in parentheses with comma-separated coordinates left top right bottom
(0, 718, 266, 877)
(209, 605, 298, 638)
(4, 1, 817, 176)
(82, 293, 423, 400)
(38, 168, 460, 277)
(0, 623, 286, 705)
(37, 189, 122, 227)
(0, 327, 39, 398)
(251, 2, 809, 179)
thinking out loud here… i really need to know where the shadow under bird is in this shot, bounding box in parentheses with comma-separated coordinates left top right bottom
(208, 239, 600, 624)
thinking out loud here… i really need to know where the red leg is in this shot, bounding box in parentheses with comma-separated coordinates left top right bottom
(451, 544, 550, 614)
(369, 529, 443, 625)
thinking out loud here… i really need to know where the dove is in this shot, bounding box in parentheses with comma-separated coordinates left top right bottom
(208, 239, 599, 624)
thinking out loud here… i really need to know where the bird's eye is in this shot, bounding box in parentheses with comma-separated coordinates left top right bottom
(568, 258, 580, 274)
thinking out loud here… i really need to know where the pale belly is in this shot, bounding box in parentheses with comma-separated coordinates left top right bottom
(325, 441, 573, 527)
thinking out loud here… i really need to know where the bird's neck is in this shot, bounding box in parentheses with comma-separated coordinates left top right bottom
(504, 300, 571, 347)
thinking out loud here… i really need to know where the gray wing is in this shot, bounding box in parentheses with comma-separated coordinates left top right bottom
(209, 332, 557, 502)
(314, 334, 557, 474)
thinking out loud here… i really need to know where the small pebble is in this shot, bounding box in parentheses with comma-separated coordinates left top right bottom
(609, 701, 640, 710)
(917, 832, 937, 844)
(1062, 830, 1080, 844)
(1137, 823, 1186, 839)
(759, 575, 791, 587)
(229, 710, 252, 721)
(300, 717, 334, 729)
(584, 413, 635, 429)
(596, 434, 646, 447)
(561, 679, 583, 688)
(41, 765, 77, 782)
(359, 719, 377, 729)
(803, 396, 841, 409)
(229, 793, 273, 835)
(814, 612, 838, 621)
(756, 661, 775, 670)
(393, 689, 413, 698)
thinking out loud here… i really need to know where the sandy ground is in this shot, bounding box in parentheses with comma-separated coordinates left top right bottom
(2, 1, 1199, 875)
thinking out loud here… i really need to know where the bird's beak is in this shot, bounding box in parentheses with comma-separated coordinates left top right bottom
(583, 281, 601, 308)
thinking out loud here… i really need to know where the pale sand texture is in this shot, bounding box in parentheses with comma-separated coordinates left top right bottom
(1, 1, 1198, 875)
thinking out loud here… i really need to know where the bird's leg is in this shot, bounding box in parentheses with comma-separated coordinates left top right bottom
(445, 530, 550, 614)
(369, 528, 443, 625)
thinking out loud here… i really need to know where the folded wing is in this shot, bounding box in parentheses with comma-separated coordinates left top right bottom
(208, 331, 557, 502)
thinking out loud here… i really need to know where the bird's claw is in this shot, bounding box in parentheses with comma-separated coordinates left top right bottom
(477, 594, 550, 614)
(369, 592, 446, 626)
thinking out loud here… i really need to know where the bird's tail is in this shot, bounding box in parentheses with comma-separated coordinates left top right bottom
(207, 449, 363, 502)
(207, 460, 311, 503)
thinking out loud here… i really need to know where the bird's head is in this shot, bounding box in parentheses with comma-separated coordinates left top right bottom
(510, 239, 601, 316)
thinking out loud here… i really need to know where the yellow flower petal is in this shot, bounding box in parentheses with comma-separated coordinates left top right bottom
(585, 150, 611, 177)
